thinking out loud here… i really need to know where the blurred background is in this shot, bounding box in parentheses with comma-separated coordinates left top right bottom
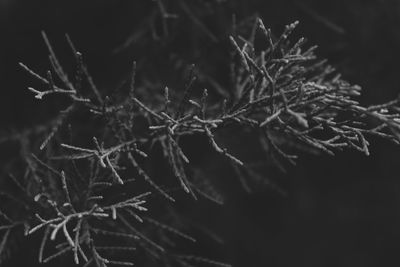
(1, 0, 400, 266)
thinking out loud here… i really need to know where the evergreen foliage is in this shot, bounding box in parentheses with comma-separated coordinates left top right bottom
(1, 2, 400, 266)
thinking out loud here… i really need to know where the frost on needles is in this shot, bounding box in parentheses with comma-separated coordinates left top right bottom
(1, 18, 400, 267)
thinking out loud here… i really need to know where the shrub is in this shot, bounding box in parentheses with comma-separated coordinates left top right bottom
(1, 10, 400, 267)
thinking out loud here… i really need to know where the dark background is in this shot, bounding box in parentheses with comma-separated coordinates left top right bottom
(1, 0, 400, 266)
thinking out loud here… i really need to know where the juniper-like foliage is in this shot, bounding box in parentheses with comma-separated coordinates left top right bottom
(1, 16, 400, 267)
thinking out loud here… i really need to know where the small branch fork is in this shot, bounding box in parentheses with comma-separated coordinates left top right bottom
(29, 182, 149, 266)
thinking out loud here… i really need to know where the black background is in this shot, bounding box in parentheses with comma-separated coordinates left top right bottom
(1, 0, 400, 266)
